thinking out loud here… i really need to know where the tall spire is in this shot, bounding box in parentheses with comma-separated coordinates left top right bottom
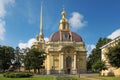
(40, 3, 44, 38)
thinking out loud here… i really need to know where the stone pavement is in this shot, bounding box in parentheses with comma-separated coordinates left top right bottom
(79, 73, 101, 80)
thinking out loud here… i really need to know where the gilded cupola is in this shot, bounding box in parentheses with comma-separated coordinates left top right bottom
(59, 8, 69, 31)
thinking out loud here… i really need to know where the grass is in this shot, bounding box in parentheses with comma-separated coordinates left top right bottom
(0, 75, 86, 80)
(2, 73, 120, 80)
(88, 75, 120, 80)
(56, 75, 86, 80)
(0, 75, 55, 80)
(1, 74, 120, 80)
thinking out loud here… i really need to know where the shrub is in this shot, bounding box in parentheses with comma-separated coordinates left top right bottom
(3, 72, 33, 78)
(56, 76, 77, 80)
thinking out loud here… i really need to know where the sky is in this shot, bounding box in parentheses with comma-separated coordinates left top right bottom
(0, 0, 120, 55)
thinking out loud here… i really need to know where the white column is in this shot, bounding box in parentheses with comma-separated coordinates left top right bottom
(74, 54, 76, 69)
(73, 52, 77, 74)
(52, 55, 54, 69)
(47, 54, 50, 74)
(60, 53, 64, 74)
(61, 54, 64, 69)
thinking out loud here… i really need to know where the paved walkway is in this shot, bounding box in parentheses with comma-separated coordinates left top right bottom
(80, 75, 100, 80)
(0, 74, 3, 76)
(79, 73, 101, 80)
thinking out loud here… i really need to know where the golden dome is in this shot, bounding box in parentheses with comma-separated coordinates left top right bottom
(60, 8, 68, 23)
(61, 10, 66, 18)
(60, 18, 68, 23)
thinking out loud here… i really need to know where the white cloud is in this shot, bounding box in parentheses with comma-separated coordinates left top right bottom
(0, 0, 15, 18)
(86, 44, 95, 56)
(107, 28, 120, 39)
(0, 20, 5, 40)
(0, 0, 15, 40)
(18, 37, 49, 49)
(44, 37, 49, 42)
(69, 12, 87, 30)
(18, 38, 36, 49)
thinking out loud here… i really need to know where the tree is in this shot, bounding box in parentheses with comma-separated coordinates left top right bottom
(0, 46, 3, 71)
(92, 60, 107, 72)
(107, 39, 120, 68)
(0, 46, 15, 72)
(24, 48, 46, 73)
(23, 48, 31, 72)
(87, 38, 111, 72)
(14, 47, 24, 72)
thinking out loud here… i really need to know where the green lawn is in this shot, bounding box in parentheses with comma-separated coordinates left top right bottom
(1, 74, 120, 80)
(0, 75, 55, 80)
(0, 75, 86, 80)
(88, 76, 120, 80)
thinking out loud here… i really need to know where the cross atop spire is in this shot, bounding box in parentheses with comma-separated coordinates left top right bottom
(62, 5, 65, 11)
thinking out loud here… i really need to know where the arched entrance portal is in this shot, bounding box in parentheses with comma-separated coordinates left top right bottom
(62, 46, 75, 74)
(66, 56, 71, 74)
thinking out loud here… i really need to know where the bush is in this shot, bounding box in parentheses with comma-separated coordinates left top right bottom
(56, 76, 77, 80)
(3, 72, 33, 78)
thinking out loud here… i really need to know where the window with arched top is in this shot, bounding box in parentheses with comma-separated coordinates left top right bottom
(66, 56, 71, 68)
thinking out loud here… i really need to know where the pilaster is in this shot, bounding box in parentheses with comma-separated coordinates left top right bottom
(73, 52, 77, 74)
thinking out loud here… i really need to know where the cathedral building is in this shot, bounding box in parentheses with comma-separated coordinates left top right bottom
(33, 6, 87, 74)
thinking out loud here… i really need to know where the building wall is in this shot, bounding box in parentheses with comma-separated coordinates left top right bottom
(45, 42, 87, 74)
(101, 36, 120, 76)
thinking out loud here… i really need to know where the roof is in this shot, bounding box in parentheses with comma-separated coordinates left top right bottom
(49, 31, 83, 42)
(100, 36, 120, 49)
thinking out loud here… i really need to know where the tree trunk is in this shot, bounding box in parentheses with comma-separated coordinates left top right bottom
(18, 66, 20, 72)
(38, 68, 40, 74)
(28, 68, 30, 72)
(34, 68, 36, 73)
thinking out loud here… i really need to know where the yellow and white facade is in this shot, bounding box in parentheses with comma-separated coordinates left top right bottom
(33, 7, 87, 74)
(101, 36, 120, 76)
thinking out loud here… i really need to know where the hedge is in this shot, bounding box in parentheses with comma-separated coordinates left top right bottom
(3, 72, 33, 78)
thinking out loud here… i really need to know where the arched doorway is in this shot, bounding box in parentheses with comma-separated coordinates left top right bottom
(66, 56, 71, 74)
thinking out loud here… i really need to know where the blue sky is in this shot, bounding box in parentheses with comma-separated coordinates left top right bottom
(0, 0, 120, 54)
